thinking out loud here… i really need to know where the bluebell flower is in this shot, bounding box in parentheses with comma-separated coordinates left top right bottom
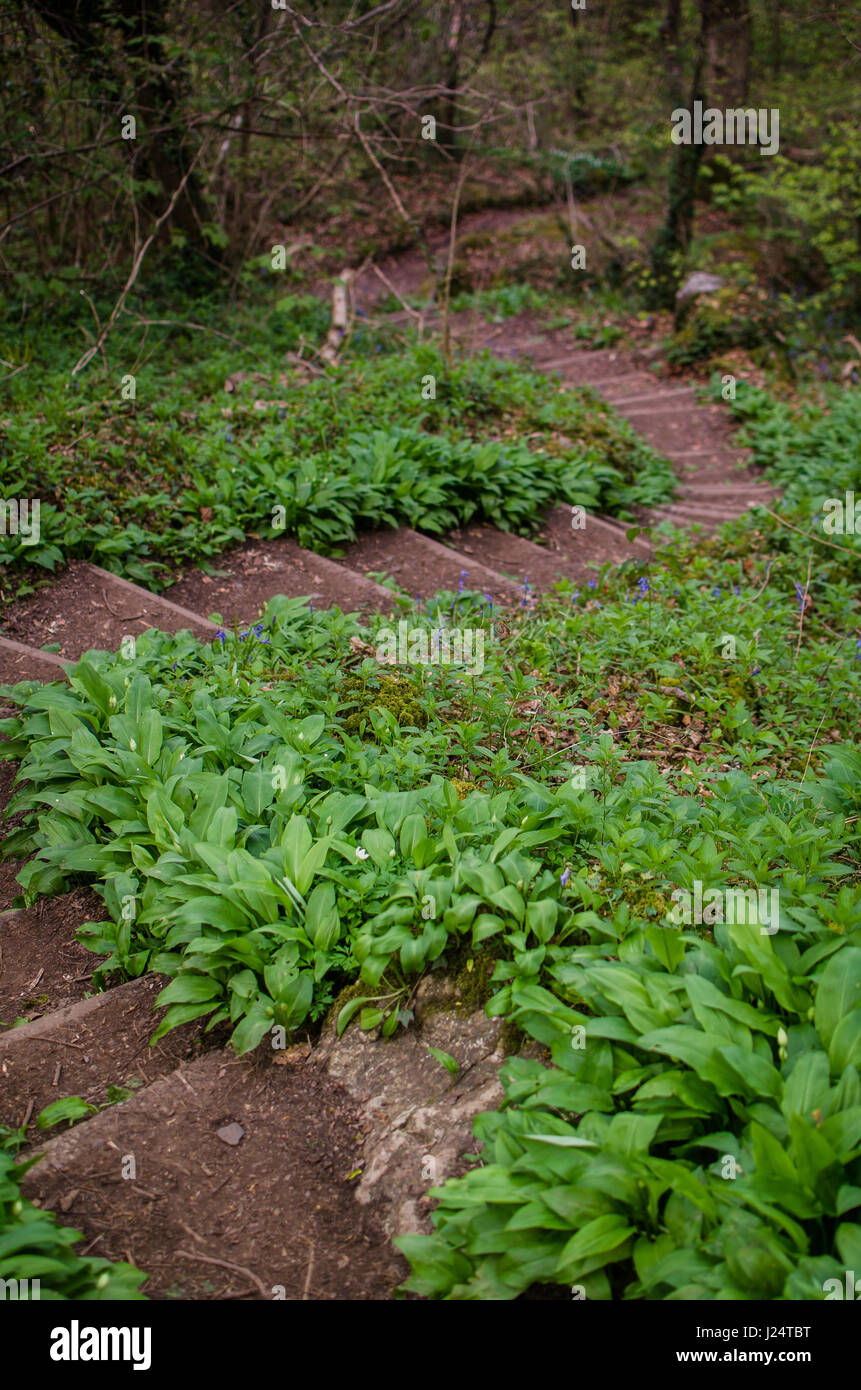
(215, 630, 226, 643)
(752, 666, 760, 675)
(713, 586, 722, 598)
(560, 867, 571, 886)
(458, 570, 468, 594)
(587, 580, 597, 590)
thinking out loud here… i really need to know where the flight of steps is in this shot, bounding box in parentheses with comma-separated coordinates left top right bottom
(0, 294, 779, 1299)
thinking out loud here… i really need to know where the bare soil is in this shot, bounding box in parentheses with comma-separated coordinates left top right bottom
(164, 535, 396, 625)
(0, 886, 105, 1025)
(24, 1049, 408, 1300)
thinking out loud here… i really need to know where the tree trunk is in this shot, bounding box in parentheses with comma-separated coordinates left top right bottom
(649, 0, 711, 307)
(701, 0, 751, 107)
(26, 0, 216, 259)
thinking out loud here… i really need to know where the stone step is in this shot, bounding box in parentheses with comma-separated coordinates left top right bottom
(334, 528, 521, 606)
(0, 973, 206, 1130)
(164, 536, 398, 624)
(21, 1048, 405, 1300)
(1, 563, 218, 663)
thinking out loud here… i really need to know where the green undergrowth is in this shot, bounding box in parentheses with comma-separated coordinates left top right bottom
(0, 302, 674, 600)
(0, 1140, 146, 1299)
(0, 495, 859, 1298)
(715, 377, 861, 526)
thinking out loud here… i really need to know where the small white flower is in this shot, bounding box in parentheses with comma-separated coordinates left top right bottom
(129, 738, 136, 751)
(356, 847, 369, 860)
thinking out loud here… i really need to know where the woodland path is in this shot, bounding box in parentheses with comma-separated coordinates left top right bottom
(0, 236, 779, 1299)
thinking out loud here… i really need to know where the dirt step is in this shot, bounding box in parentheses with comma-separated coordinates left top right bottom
(1, 563, 218, 663)
(0, 974, 207, 1130)
(443, 522, 591, 594)
(677, 482, 776, 501)
(659, 500, 745, 522)
(532, 350, 631, 384)
(0, 888, 106, 1026)
(676, 463, 761, 485)
(334, 527, 521, 606)
(22, 1048, 406, 1300)
(587, 371, 658, 392)
(616, 415, 740, 456)
(644, 506, 726, 533)
(0, 636, 69, 687)
(538, 505, 652, 574)
(164, 536, 397, 624)
(617, 401, 729, 422)
(606, 386, 700, 409)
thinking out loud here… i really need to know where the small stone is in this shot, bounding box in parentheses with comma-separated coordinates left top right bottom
(216, 1122, 244, 1146)
(675, 272, 725, 305)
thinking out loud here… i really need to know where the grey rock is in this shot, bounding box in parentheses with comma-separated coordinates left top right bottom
(675, 272, 725, 305)
(314, 975, 510, 1237)
(216, 1122, 244, 1146)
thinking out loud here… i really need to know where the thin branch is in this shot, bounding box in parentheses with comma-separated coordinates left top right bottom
(71, 154, 202, 377)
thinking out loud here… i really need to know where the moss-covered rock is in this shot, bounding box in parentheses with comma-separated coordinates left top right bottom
(667, 283, 782, 369)
(339, 671, 428, 739)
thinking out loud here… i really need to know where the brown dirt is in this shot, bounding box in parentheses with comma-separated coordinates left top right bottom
(164, 535, 396, 625)
(0, 973, 213, 1131)
(23, 1048, 408, 1300)
(0, 636, 69, 686)
(1, 562, 216, 662)
(447, 518, 597, 592)
(0, 887, 106, 1025)
(338, 526, 520, 605)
